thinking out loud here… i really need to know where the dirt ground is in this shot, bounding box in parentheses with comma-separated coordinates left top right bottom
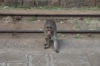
(0, 9, 100, 40)
(0, 9, 100, 66)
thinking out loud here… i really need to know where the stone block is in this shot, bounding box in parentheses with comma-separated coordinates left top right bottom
(87, 53, 100, 66)
(0, 53, 26, 63)
(29, 54, 48, 66)
(7, 63, 27, 66)
(50, 53, 91, 66)
(0, 63, 6, 66)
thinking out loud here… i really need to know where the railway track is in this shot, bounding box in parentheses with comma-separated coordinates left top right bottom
(0, 10, 100, 33)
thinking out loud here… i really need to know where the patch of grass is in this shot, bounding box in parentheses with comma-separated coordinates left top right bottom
(19, 21, 22, 24)
(66, 6, 100, 11)
(85, 18, 93, 25)
(57, 33, 62, 38)
(76, 21, 81, 30)
(29, 17, 37, 22)
(88, 26, 93, 30)
(17, 5, 28, 9)
(42, 34, 45, 36)
(8, 6, 15, 9)
(66, 34, 71, 36)
(37, 6, 61, 10)
(98, 18, 100, 22)
(88, 6, 99, 11)
(0, 5, 4, 9)
(91, 35, 95, 38)
(0, 6, 15, 9)
(68, 7, 85, 10)
(96, 23, 100, 30)
(76, 34, 82, 38)
(70, 19, 77, 23)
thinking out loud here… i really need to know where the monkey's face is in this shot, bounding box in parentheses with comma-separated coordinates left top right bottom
(46, 27, 53, 36)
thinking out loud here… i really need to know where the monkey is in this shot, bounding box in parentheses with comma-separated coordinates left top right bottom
(44, 19, 59, 53)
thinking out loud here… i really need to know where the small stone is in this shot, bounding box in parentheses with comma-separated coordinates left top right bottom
(60, 22, 63, 23)
(39, 29, 43, 30)
(89, 29, 94, 30)
(3, 16, 13, 23)
(38, 19, 40, 22)
(2, 6, 9, 9)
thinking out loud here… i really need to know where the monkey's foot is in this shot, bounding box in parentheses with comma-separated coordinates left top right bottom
(44, 46, 48, 49)
(56, 50, 59, 53)
(44, 43, 47, 46)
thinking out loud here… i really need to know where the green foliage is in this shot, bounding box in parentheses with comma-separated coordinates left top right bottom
(42, 34, 45, 36)
(0, 5, 4, 9)
(29, 17, 37, 22)
(76, 23, 81, 30)
(88, 6, 99, 11)
(37, 6, 61, 10)
(76, 34, 82, 38)
(17, 5, 28, 9)
(57, 33, 62, 38)
(98, 18, 100, 22)
(85, 18, 93, 25)
(66, 6, 100, 11)
(66, 34, 70, 36)
(70, 20, 77, 23)
(9, 6, 15, 9)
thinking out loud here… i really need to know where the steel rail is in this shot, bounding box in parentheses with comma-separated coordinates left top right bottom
(0, 30, 100, 33)
(0, 13, 100, 17)
(0, 13, 100, 33)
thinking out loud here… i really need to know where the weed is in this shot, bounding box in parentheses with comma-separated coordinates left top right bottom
(17, 5, 28, 9)
(70, 20, 77, 23)
(91, 35, 95, 38)
(66, 34, 70, 36)
(8, 6, 15, 9)
(66, 6, 100, 11)
(96, 23, 100, 30)
(29, 17, 37, 22)
(42, 34, 45, 36)
(19, 21, 22, 24)
(85, 18, 93, 25)
(76, 21, 81, 30)
(57, 33, 62, 38)
(76, 34, 82, 38)
(36, 6, 61, 10)
(88, 6, 99, 11)
(98, 18, 100, 22)
(0, 6, 15, 9)
(0, 5, 4, 9)
(88, 26, 93, 30)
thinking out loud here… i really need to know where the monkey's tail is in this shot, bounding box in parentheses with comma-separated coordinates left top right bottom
(54, 39, 59, 53)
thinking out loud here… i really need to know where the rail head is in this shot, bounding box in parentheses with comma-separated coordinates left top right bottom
(0, 30, 99, 33)
(0, 13, 100, 17)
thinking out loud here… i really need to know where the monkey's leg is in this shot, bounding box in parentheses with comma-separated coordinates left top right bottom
(54, 39, 59, 53)
(46, 38, 50, 48)
(44, 38, 50, 49)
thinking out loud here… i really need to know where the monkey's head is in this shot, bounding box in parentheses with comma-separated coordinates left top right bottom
(45, 19, 56, 37)
(46, 26, 53, 36)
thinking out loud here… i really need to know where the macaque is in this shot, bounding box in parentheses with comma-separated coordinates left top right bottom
(44, 19, 59, 53)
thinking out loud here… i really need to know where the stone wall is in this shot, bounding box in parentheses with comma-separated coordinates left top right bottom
(0, 0, 99, 7)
